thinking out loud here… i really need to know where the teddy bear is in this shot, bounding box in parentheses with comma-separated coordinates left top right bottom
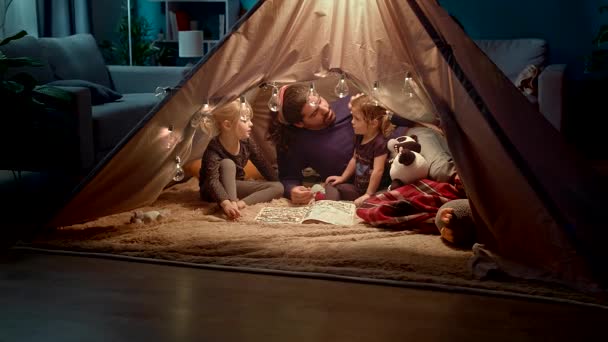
(130, 210, 169, 224)
(387, 135, 429, 190)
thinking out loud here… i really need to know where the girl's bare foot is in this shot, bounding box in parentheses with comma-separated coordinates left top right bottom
(237, 200, 247, 209)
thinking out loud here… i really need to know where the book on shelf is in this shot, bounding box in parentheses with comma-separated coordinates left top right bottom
(254, 200, 356, 225)
(219, 14, 225, 38)
(168, 11, 178, 40)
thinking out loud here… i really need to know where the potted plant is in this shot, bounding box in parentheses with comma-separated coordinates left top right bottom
(585, 5, 608, 73)
(99, 1, 175, 66)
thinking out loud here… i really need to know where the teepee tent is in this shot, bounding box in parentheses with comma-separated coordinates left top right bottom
(50, 0, 607, 290)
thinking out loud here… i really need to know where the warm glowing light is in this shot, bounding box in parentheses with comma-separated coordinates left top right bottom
(307, 82, 320, 107)
(334, 73, 349, 98)
(268, 85, 280, 112)
(173, 156, 185, 182)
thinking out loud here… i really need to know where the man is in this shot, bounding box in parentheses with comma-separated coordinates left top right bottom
(268, 84, 354, 204)
(268, 83, 456, 204)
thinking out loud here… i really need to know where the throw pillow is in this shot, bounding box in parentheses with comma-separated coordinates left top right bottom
(47, 79, 123, 105)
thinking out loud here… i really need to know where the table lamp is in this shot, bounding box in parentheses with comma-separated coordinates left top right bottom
(178, 30, 204, 58)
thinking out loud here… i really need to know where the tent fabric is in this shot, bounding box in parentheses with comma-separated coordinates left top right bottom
(50, 0, 607, 290)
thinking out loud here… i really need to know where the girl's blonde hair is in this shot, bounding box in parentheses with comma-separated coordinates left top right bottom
(200, 98, 253, 137)
(350, 95, 395, 137)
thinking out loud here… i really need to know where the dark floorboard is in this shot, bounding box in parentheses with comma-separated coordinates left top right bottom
(1, 250, 607, 342)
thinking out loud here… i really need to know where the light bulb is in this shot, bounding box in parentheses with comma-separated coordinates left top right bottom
(173, 156, 185, 182)
(268, 86, 280, 112)
(191, 100, 212, 127)
(165, 125, 179, 149)
(334, 74, 349, 98)
(372, 81, 380, 106)
(155, 86, 170, 99)
(307, 83, 320, 107)
(403, 72, 415, 99)
(239, 96, 252, 122)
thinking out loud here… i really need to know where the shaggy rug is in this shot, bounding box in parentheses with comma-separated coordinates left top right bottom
(21, 178, 607, 307)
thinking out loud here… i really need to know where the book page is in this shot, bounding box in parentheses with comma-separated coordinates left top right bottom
(302, 200, 355, 225)
(254, 206, 311, 224)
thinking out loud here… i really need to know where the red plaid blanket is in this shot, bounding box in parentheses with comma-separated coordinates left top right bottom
(356, 179, 464, 229)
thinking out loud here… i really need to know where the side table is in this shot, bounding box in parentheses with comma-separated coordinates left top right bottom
(563, 64, 608, 160)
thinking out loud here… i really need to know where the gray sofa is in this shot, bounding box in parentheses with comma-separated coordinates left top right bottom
(475, 38, 565, 131)
(0, 33, 186, 172)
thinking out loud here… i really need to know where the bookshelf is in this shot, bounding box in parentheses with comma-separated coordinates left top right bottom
(149, 0, 240, 55)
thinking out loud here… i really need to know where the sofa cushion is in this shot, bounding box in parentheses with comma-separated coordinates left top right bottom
(474, 38, 547, 83)
(0, 35, 55, 84)
(92, 93, 158, 152)
(39, 33, 113, 89)
(48, 79, 123, 105)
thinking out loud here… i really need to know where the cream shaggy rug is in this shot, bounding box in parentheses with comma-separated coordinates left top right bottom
(22, 178, 606, 306)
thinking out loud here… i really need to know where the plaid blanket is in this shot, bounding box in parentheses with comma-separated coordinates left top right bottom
(356, 179, 464, 229)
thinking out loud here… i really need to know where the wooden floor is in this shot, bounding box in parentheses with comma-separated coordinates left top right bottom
(1, 250, 607, 342)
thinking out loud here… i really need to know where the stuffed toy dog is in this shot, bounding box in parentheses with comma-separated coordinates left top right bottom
(130, 210, 169, 224)
(387, 135, 429, 190)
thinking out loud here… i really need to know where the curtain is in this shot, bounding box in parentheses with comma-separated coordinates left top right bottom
(1, 0, 39, 38)
(37, 0, 91, 37)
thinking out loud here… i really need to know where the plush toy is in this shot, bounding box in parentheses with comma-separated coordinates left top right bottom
(387, 135, 429, 190)
(311, 183, 326, 201)
(130, 210, 169, 224)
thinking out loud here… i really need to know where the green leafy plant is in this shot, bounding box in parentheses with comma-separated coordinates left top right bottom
(99, 2, 175, 66)
(0, 30, 72, 117)
(585, 5, 608, 73)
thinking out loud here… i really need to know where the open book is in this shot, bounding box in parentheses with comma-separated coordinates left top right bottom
(254, 200, 356, 225)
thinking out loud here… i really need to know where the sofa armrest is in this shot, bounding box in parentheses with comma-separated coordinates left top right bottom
(54, 86, 95, 171)
(538, 64, 566, 131)
(107, 65, 188, 94)
(0, 86, 95, 173)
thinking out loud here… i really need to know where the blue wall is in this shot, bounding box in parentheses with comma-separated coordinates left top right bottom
(439, 0, 606, 66)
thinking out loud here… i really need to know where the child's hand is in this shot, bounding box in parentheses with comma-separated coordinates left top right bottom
(220, 200, 241, 220)
(325, 175, 344, 185)
(354, 194, 371, 207)
(291, 186, 313, 205)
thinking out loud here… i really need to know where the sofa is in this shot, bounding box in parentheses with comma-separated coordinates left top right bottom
(0, 33, 187, 172)
(474, 38, 565, 131)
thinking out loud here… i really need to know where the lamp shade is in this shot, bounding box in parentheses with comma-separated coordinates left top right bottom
(178, 30, 204, 58)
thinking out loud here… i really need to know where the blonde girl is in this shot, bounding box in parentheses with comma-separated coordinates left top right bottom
(199, 98, 283, 220)
(324, 94, 394, 206)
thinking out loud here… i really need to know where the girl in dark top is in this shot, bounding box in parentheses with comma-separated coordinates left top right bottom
(324, 95, 394, 206)
(200, 99, 283, 220)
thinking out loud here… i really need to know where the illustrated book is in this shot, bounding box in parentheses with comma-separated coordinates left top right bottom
(254, 200, 356, 225)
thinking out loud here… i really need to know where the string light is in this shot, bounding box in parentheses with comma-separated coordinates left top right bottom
(164, 124, 179, 149)
(191, 99, 212, 127)
(239, 96, 253, 122)
(334, 73, 349, 98)
(372, 81, 380, 106)
(267, 83, 280, 112)
(403, 72, 416, 99)
(173, 156, 185, 182)
(307, 82, 320, 107)
(154, 86, 171, 99)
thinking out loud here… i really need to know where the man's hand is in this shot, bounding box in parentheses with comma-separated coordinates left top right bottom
(291, 186, 313, 204)
(325, 175, 345, 185)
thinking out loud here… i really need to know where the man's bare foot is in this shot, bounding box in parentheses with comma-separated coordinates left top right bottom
(435, 199, 475, 247)
(237, 200, 247, 209)
(437, 207, 457, 243)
